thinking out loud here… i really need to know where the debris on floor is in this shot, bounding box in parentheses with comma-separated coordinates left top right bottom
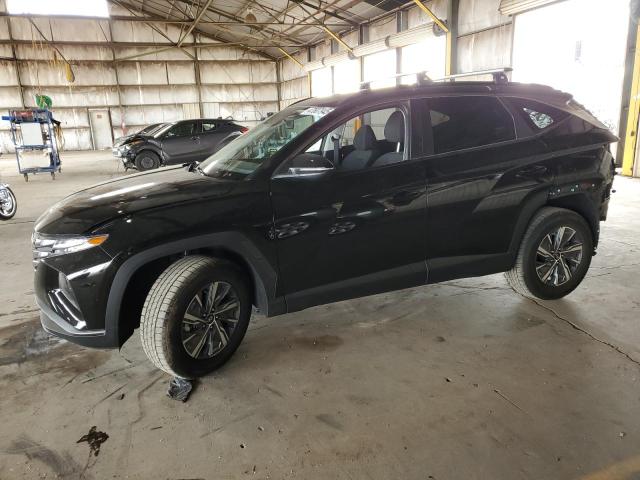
(77, 426, 109, 456)
(167, 377, 193, 402)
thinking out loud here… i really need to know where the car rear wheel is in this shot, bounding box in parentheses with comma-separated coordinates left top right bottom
(140, 255, 251, 378)
(135, 151, 160, 171)
(505, 207, 593, 300)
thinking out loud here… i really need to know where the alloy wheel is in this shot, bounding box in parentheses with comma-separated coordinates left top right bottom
(0, 189, 15, 217)
(181, 281, 240, 359)
(535, 226, 584, 287)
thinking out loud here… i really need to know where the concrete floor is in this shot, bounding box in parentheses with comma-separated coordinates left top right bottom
(0, 151, 639, 479)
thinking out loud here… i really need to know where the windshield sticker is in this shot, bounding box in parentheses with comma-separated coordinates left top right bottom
(300, 107, 334, 117)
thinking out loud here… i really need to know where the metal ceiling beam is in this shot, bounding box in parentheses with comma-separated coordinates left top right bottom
(0, 39, 305, 48)
(177, 0, 214, 46)
(112, 0, 276, 59)
(173, 0, 308, 46)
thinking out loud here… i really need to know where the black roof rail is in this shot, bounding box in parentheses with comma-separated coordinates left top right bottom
(358, 67, 512, 91)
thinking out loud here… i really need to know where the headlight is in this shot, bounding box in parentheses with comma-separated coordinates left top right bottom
(32, 233, 109, 263)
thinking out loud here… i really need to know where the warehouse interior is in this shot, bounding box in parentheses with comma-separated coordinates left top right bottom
(1, 0, 640, 478)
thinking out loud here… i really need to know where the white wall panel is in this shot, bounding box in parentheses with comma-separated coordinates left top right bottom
(280, 51, 307, 82)
(201, 84, 278, 103)
(198, 47, 265, 61)
(457, 23, 512, 73)
(50, 108, 90, 128)
(407, 0, 448, 28)
(115, 46, 194, 61)
(168, 63, 196, 84)
(368, 16, 398, 42)
(0, 86, 21, 108)
(199, 61, 276, 84)
(50, 19, 111, 42)
(0, 17, 9, 40)
(203, 102, 278, 123)
(116, 62, 168, 85)
(120, 85, 198, 105)
(0, 61, 18, 85)
(21, 86, 119, 107)
(18, 62, 117, 86)
(16, 44, 114, 61)
(117, 21, 193, 44)
(120, 105, 182, 126)
(458, 0, 510, 35)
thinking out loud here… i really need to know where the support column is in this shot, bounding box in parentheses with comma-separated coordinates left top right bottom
(622, 23, 640, 177)
(446, 0, 459, 76)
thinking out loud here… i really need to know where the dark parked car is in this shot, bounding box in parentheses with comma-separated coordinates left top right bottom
(111, 123, 166, 155)
(116, 118, 248, 171)
(33, 74, 615, 378)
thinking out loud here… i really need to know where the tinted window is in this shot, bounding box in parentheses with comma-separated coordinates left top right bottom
(201, 121, 218, 132)
(428, 96, 515, 154)
(505, 97, 569, 132)
(165, 122, 196, 138)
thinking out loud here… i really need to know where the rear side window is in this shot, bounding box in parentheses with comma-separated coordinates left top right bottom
(427, 96, 515, 154)
(505, 97, 569, 132)
(201, 121, 218, 132)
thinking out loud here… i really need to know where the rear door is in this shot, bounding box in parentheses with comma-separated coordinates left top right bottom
(160, 121, 200, 164)
(413, 95, 552, 282)
(199, 120, 233, 158)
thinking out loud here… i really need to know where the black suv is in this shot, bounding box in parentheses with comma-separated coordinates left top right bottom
(116, 118, 248, 171)
(33, 75, 616, 378)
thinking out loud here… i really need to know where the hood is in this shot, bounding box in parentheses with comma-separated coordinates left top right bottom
(35, 166, 236, 235)
(112, 134, 134, 148)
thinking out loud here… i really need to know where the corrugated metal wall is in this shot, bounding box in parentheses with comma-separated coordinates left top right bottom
(0, 3, 278, 152)
(0, 0, 523, 152)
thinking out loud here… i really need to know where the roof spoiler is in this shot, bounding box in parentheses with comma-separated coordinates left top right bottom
(360, 67, 512, 90)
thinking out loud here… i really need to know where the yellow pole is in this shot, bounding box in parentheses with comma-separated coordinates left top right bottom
(321, 26, 354, 53)
(622, 24, 640, 176)
(278, 47, 311, 97)
(411, 0, 449, 33)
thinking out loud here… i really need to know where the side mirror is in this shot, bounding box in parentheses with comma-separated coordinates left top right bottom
(273, 153, 334, 179)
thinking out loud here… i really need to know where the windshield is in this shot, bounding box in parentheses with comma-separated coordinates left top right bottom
(200, 106, 334, 179)
(140, 123, 166, 136)
(153, 123, 175, 138)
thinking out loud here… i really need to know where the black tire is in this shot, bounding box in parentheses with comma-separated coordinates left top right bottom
(505, 207, 593, 300)
(140, 255, 251, 378)
(134, 151, 161, 171)
(0, 186, 17, 220)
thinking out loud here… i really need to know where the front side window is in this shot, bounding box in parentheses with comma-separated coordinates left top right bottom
(278, 105, 407, 175)
(428, 96, 515, 154)
(200, 106, 334, 179)
(201, 121, 217, 132)
(165, 122, 196, 138)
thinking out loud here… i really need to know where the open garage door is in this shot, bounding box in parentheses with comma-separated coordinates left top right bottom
(512, 0, 629, 158)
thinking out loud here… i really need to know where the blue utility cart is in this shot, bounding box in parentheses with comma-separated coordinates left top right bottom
(2, 109, 62, 181)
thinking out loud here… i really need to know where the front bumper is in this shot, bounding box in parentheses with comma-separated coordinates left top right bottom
(34, 247, 121, 348)
(39, 298, 117, 348)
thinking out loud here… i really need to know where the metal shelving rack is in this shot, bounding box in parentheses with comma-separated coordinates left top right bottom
(2, 109, 62, 181)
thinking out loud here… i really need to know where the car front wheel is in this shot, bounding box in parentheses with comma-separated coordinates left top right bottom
(505, 207, 593, 300)
(134, 151, 160, 171)
(140, 255, 252, 378)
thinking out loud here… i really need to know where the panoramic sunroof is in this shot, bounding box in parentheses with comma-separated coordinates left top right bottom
(6, 0, 109, 17)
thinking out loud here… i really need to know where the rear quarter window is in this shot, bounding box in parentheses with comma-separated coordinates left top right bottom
(503, 97, 569, 135)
